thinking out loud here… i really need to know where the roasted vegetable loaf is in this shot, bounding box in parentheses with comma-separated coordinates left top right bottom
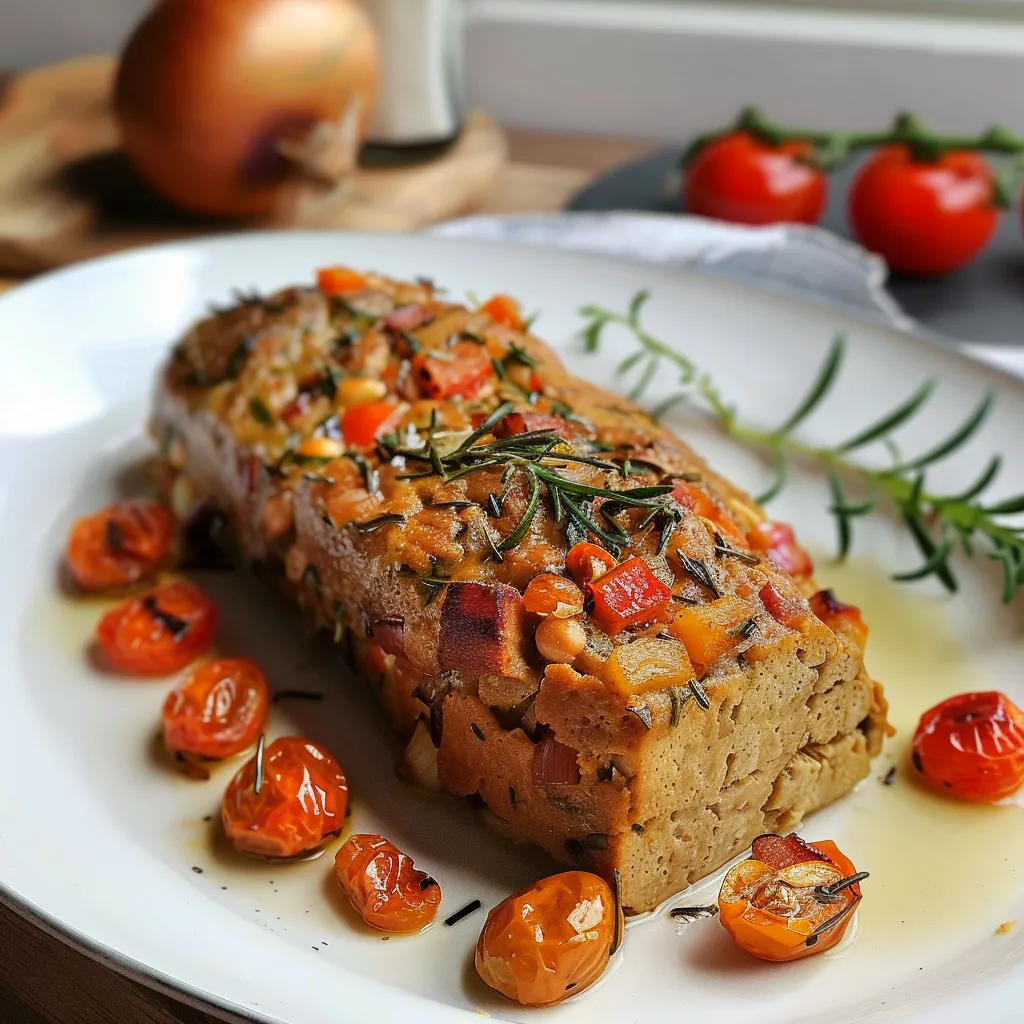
(151, 269, 887, 913)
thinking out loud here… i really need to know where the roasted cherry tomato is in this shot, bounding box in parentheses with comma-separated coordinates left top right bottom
(479, 293, 525, 331)
(809, 588, 868, 649)
(747, 520, 813, 578)
(719, 833, 866, 962)
(684, 132, 826, 226)
(222, 736, 349, 858)
(96, 580, 218, 675)
(565, 542, 616, 585)
(316, 266, 368, 296)
(65, 499, 176, 591)
(912, 691, 1024, 802)
(341, 400, 398, 448)
(849, 146, 997, 276)
(162, 658, 270, 760)
(334, 833, 441, 932)
(412, 340, 494, 399)
(476, 871, 622, 1007)
(587, 556, 671, 635)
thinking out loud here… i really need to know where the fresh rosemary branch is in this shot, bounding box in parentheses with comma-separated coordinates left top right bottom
(579, 295, 1024, 601)
(379, 401, 680, 555)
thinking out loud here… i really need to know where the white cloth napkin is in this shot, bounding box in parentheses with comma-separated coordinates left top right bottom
(430, 211, 1024, 381)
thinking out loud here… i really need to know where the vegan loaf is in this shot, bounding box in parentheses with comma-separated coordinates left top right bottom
(151, 270, 888, 913)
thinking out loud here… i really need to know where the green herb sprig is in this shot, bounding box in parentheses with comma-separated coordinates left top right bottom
(380, 401, 679, 555)
(580, 294, 1024, 601)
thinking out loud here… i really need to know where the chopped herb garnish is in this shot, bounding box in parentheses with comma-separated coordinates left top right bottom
(485, 493, 503, 518)
(677, 552, 722, 597)
(249, 397, 276, 428)
(225, 336, 254, 379)
(419, 875, 438, 890)
(444, 900, 482, 927)
(689, 678, 711, 710)
(142, 596, 189, 638)
(471, 723, 485, 741)
(883, 766, 897, 785)
(354, 513, 406, 532)
(731, 617, 759, 639)
(669, 685, 690, 726)
(670, 904, 719, 923)
(400, 331, 422, 353)
(625, 699, 653, 730)
(714, 532, 760, 565)
(312, 366, 342, 400)
(432, 500, 474, 511)
(506, 342, 539, 369)
(509, 785, 517, 808)
(253, 734, 266, 796)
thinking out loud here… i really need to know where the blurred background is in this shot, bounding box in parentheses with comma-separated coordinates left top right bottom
(3, 0, 1024, 333)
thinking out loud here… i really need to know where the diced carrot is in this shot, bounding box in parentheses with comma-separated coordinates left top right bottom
(317, 266, 368, 296)
(671, 479, 747, 545)
(479, 294, 524, 331)
(667, 595, 750, 675)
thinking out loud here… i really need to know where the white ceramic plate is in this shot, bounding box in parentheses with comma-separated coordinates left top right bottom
(2, 232, 1024, 1024)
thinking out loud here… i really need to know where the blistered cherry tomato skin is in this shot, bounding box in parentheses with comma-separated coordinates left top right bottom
(334, 833, 441, 932)
(849, 146, 997, 276)
(685, 132, 826, 226)
(96, 580, 219, 675)
(565, 542, 616, 585)
(912, 691, 1024, 802)
(719, 834, 863, 963)
(810, 589, 868, 649)
(162, 658, 270, 760)
(222, 737, 349, 859)
(65, 499, 176, 591)
(475, 871, 621, 1008)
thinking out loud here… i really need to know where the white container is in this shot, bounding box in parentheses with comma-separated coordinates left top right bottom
(360, 0, 466, 147)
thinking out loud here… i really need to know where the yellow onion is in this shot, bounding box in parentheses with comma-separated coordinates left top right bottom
(115, 0, 379, 218)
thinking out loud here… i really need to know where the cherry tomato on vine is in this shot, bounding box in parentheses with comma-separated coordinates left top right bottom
(912, 691, 1024, 802)
(162, 658, 269, 760)
(848, 146, 998, 276)
(222, 736, 348, 858)
(476, 871, 622, 1007)
(96, 580, 218, 675)
(65, 499, 176, 591)
(684, 132, 827, 226)
(334, 833, 441, 932)
(719, 833, 866, 962)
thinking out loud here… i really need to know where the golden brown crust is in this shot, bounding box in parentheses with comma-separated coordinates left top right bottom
(152, 272, 886, 911)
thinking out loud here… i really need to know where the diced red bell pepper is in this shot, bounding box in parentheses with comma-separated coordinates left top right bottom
(587, 556, 672, 635)
(747, 521, 814, 578)
(479, 294, 524, 331)
(671, 479, 747, 545)
(809, 588, 868, 649)
(759, 581, 806, 630)
(317, 266, 368, 296)
(412, 341, 494, 400)
(342, 401, 398, 449)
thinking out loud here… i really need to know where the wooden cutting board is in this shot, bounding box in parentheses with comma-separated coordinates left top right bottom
(0, 55, 507, 275)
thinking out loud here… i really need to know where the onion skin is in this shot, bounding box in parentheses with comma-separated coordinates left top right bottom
(115, 0, 379, 218)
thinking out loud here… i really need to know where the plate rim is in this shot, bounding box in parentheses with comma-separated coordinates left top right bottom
(4, 227, 1024, 1024)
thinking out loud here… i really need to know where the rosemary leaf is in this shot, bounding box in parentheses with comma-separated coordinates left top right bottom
(773, 335, 845, 436)
(836, 380, 935, 452)
(897, 391, 995, 471)
(756, 450, 789, 505)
